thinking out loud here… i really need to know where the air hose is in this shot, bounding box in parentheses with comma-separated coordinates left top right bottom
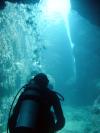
(7, 85, 25, 133)
(55, 91, 64, 101)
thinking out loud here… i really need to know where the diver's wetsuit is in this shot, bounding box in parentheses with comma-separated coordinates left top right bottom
(8, 85, 65, 133)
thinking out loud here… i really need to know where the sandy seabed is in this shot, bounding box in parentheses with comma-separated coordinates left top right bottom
(58, 105, 100, 133)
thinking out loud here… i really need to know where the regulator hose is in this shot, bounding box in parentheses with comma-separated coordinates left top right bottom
(55, 91, 64, 101)
(7, 86, 25, 133)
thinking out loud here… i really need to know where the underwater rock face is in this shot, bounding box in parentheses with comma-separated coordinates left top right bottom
(0, 0, 40, 10)
(70, 0, 100, 26)
(0, 2, 46, 132)
(6, 0, 40, 3)
(69, 10, 100, 105)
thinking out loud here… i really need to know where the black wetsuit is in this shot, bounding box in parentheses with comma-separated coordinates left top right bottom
(8, 84, 65, 133)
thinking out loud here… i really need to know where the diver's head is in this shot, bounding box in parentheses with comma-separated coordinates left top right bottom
(33, 73, 49, 88)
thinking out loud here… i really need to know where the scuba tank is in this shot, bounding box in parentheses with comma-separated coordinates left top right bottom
(7, 85, 45, 133)
(16, 89, 41, 128)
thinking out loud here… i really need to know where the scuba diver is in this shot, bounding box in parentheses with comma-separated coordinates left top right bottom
(8, 73, 65, 133)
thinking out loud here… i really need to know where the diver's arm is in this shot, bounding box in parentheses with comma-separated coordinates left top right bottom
(52, 93, 65, 131)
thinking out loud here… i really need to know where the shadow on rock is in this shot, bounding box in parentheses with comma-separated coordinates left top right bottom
(0, 0, 40, 10)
